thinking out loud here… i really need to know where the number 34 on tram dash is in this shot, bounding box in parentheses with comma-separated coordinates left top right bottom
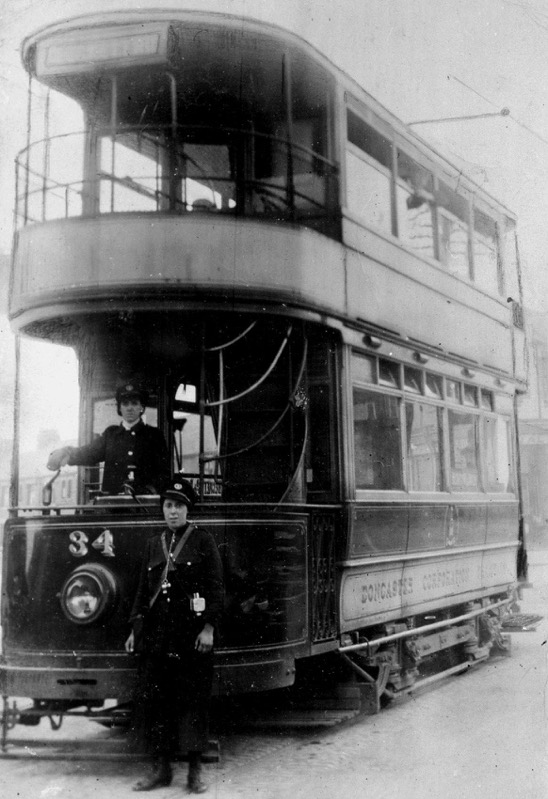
(0, 8, 531, 742)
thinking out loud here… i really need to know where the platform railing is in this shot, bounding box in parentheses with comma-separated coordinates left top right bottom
(14, 125, 340, 237)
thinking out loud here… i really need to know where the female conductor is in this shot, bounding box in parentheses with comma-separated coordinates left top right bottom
(125, 476, 224, 793)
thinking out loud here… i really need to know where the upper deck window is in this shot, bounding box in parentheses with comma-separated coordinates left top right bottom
(346, 110, 393, 235)
(474, 209, 500, 295)
(436, 181, 470, 279)
(396, 150, 435, 260)
(18, 23, 339, 237)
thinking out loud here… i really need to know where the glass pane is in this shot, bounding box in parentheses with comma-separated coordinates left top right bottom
(182, 143, 234, 211)
(379, 359, 400, 387)
(502, 218, 518, 300)
(396, 150, 435, 259)
(480, 390, 494, 411)
(351, 353, 376, 384)
(463, 384, 478, 407)
(15, 338, 79, 508)
(404, 366, 422, 393)
(474, 209, 499, 295)
(436, 182, 470, 277)
(396, 183, 435, 259)
(353, 389, 402, 490)
(438, 211, 470, 278)
(446, 379, 461, 403)
(346, 150, 392, 234)
(347, 110, 392, 168)
(483, 417, 513, 493)
(448, 410, 480, 491)
(425, 373, 443, 399)
(99, 135, 161, 213)
(292, 53, 332, 158)
(406, 402, 443, 491)
(173, 383, 218, 477)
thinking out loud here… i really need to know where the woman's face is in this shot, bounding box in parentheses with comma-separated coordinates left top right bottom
(163, 498, 188, 531)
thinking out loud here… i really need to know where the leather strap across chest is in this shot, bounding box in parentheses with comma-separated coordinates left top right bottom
(149, 524, 195, 609)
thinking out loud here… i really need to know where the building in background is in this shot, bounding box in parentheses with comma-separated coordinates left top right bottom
(518, 311, 548, 550)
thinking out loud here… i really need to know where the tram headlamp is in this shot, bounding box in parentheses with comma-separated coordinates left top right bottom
(60, 564, 118, 625)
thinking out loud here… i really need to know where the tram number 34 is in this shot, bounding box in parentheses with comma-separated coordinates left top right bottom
(69, 529, 115, 558)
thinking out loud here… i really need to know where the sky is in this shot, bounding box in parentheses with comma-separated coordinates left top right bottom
(1, 0, 548, 449)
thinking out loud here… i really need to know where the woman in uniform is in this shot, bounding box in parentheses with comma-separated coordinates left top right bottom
(125, 476, 224, 793)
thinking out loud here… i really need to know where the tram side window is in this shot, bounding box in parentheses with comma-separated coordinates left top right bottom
(436, 181, 470, 280)
(172, 383, 219, 478)
(473, 209, 500, 295)
(353, 389, 402, 490)
(405, 402, 444, 492)
(483, 416, 513, 493)
(346, 110, 393, 235)
(396, 150, 435, 260)
(448, 410, 480, 492)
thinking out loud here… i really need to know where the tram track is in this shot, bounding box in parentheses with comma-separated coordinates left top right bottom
(0, 647, 507, 761)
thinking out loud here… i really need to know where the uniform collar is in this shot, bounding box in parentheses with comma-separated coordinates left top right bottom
(121, 418, 144, 431)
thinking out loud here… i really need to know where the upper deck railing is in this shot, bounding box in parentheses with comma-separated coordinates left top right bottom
(15, 124, 340, 238)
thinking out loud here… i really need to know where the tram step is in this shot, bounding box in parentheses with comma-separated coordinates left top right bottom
(501, 613, 543, 632)
(238, 708, 361, 729)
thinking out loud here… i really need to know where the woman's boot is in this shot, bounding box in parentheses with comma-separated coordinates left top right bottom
(133, 756, 173, 791)
(187, 751, 207, 794)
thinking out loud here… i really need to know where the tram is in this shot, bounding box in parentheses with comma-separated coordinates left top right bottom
(1, 9, 527, 738)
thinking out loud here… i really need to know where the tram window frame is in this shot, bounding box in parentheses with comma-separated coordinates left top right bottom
(480, 389, 494, 411)
(395, 148, 436, 261)
(350, 351, 377, 384)
(446, 379, 461, 404)
(352, 386, 404, 491)
(348, 348, 514, 497)
(463, 383, 479, 407)
(425, 372, 443, 399)
(435, 180, 471, 280)
(171, 381, 220, 479)
(447, 408, 482, 493)
(345, 108, 394, 236)
(481, 412, 515, 494)
(473, 207, 501, 296)
(405, 399, 445, 492)
(403, 366, 422, 394)
(378, 358, 400, 388)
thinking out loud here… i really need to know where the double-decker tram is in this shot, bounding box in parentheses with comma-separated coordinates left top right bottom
(1, 9, 528, 742)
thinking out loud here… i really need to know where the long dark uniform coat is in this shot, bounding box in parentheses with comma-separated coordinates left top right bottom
(129, 524, 224, 756)
(66, 420, 170, 494)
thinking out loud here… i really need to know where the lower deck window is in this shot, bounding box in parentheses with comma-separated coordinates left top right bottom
(353, 389, 402, 490)
(406, 402, 443, 491)
(448, 410, 480, 491)
(483, 416, 513, 492)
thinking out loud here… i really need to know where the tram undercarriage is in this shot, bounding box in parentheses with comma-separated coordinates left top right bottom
(1, 592, 525, 753)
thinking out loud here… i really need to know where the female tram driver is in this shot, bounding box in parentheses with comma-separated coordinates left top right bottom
(46, 381, 170, 495)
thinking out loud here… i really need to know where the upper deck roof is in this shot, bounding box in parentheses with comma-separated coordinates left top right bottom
(21, 9, 515, 221)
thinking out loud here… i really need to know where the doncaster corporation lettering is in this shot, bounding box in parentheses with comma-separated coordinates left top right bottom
(423, 566, 470, 591)
(361, 577, 413, 605)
